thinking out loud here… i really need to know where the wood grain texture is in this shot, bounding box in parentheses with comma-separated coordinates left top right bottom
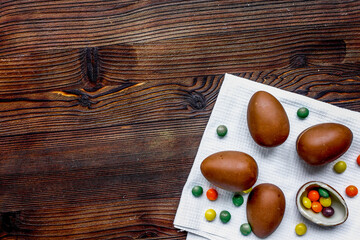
(1, 0, 360, 239)
(1, 31, 359, 95)
(0, 199, 186, 239)
(1, 0, 360, 54)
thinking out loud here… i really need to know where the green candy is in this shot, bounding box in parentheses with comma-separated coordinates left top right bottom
(220, 210, 231, 223)
(318, 188, 329, 198)
(216, 125, 228, 137)
(240, 223, 252, 236)
(232, 193, 244, 207)
(333, 161, 347, 174)
(297, 107, 309, 119)
(192, 186, 203, 197)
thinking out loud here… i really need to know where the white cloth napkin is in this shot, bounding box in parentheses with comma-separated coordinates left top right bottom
(174, 74, 360, 240)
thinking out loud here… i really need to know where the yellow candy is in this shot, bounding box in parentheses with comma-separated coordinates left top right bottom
(243, 187, 252, 194)
(295, 223, 307, 236)
(302, 196, 311, 209)
(320, 197, 331, 207)
(205, 209, 216, 221)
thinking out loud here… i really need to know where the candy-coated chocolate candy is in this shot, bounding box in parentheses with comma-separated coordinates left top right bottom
(192, 186, 203, 197)
(308, 190, 320, 202)
(322, 206, 335, 217)
(297, 107, 309, 119)
(206, 188, 218, 201)
(333, 161, 347, 173)
(302, 197, 312, 209)
(320, 197, 331, 207)
(240, 223, 252, 236)
(311, 201, 322, 213)
(242, 187, 252, 194)
(232, 193, 244, 207)
(346, 185, 358, 198)
(205, 209, 216, 221)
(295, 223, 307, 236)
(318, 188, 329, 198)
(357, 154, 360, 166)
(216, 125, 228, 137)
(220, 210, 231, 223)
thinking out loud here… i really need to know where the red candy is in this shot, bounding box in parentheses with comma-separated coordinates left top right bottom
(357, 155, 360, 166)
(206, 188, 218, 201)
(308, 190, 320, 202)
(346, 185, 358, 198)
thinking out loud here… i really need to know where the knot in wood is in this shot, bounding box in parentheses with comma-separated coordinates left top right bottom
(290, 54, 307, 68)
(263, 74, 279, 82)
(138, 231, 158, 238)
(187, 91, 206, 110)
(84, 47, 100, 84)
(78, 94, 93, 108)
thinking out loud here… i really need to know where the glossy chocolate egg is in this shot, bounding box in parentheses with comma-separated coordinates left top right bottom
(247, 91, 290, 147)
(296, 123, 352, 166)
(200, 151, 258, 192)
(247, 183, 286, 238)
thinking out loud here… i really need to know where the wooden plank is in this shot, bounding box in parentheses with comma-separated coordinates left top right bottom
(0, 69, 359, 144)
(0, 76, 220, 138)
(0, 28, 359, 96)
(0, 0, 359, 54)
(0, 198, 186, 239)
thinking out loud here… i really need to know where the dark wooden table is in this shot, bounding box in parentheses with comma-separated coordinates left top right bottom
(0, 1, 359, 239)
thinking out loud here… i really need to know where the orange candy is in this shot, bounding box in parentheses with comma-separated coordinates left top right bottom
(308, 190, 320, 202)
(357, 155, 360, 166)
(206, 188, 218, 201)
(346, 185, 358, 198)
(311, 201, 323, 213)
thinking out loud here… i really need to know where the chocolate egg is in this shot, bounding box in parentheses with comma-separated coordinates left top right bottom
(200, 151, 258, 192)
(247, 91, 290, 147)
(247, 183, 286, 238)
(296, 123, 353, 166)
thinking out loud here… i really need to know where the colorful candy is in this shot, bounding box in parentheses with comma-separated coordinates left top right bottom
(220, 210, 231, 223)
(333, 161, 347, 173)
(318, 188, 329, 198)
(206, 188, 218, 201)
(357, 154, 360, 166)
(302, 197, 312, 209)
(242, 187, 252, 194)
(308, 190, 320, 202)
(305, 188, 336, 217)
(240, 223, 252, 236)
(192, 186, 203, 197)
(216, 125, 228, 137)
(322, 206, 335, 217)
(297, 107, 309, 119)
(232, 193, 244, 207)
(295, 223, 307, 236)
(311, 201, 322, 213)
(205, 209, 216, 221)
(319, 197, 331, 207)
(346, 185, 358, 198)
